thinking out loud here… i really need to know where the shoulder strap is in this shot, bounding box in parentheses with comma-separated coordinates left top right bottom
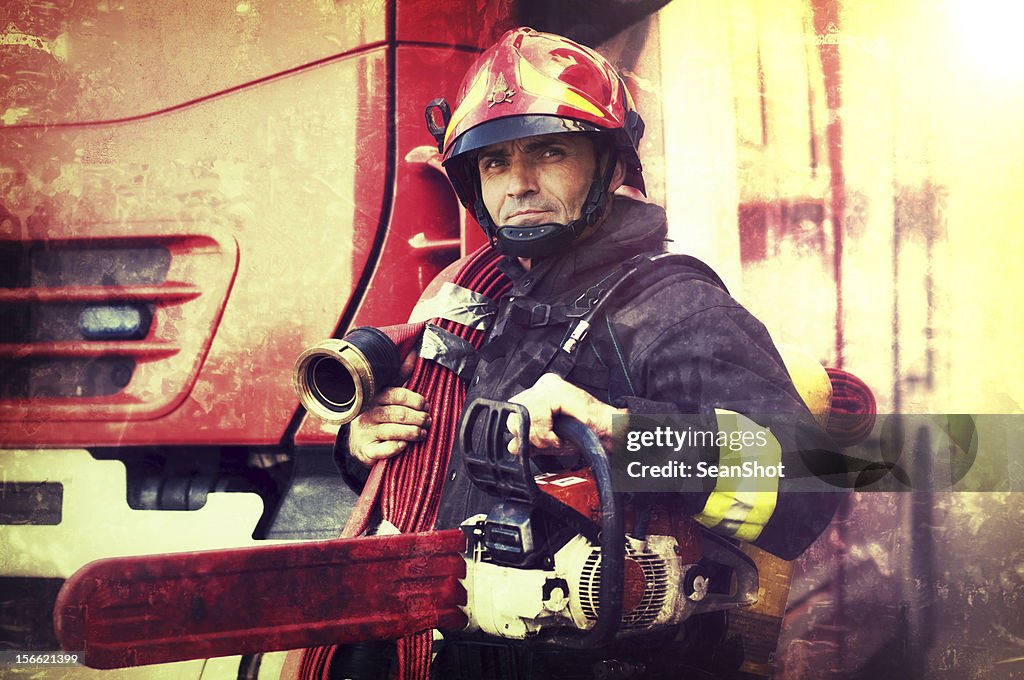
(626, 252, 729, 296)
(531, 251, 729, 384)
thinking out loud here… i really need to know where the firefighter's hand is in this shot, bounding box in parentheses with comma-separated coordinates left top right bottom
(506, 372, 626, 455)
(348, 351, 430, 467)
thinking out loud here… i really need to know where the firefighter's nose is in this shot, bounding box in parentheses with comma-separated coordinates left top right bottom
(506, 160, 539, 197)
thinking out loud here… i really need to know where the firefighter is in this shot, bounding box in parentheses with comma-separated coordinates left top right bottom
(342, 27, 840, 678)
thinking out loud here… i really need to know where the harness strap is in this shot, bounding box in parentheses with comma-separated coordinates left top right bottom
(515, 252, 728, 388)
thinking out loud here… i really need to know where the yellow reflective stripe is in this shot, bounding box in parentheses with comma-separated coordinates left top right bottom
(695, 491, 777, 541)
(517, 56, 605, 119)
(695, 410, 782, 542)
(735, 491, 778, 541)
(445, 64, 491, 149)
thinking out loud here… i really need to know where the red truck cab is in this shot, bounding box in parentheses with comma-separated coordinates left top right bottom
(0, 2, 508, 668)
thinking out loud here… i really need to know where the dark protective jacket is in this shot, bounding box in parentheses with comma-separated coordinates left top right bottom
(433, 196, 840, 559)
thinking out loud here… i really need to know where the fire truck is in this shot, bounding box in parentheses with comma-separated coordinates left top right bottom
(1, 1, 844, 677)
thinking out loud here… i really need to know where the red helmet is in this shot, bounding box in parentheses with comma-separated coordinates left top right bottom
(425, 27, 646, 256)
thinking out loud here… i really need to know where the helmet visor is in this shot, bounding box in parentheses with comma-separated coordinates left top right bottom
(444, 114, 602, 164)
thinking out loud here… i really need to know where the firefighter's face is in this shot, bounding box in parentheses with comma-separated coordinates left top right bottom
(477, 133, 596, 228)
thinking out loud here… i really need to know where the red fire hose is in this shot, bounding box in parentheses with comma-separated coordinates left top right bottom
(295, 245, 510, 680)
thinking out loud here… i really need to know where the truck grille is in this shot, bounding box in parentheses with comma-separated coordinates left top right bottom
(0, 230, 237, 421)
(0, 243, 167, 398)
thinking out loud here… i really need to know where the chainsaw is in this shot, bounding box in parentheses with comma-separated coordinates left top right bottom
(54, 398, 763, 671)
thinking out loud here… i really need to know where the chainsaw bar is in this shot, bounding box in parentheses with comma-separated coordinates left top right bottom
(54, 529, 468, 669)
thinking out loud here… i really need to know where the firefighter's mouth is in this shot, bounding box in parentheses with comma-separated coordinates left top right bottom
(504, 209, 554, 225)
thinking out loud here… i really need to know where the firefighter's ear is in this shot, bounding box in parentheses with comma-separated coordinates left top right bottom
(608, 157, 627, 193)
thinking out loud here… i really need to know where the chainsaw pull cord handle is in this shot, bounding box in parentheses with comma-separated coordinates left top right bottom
(548, 416, 624, 649)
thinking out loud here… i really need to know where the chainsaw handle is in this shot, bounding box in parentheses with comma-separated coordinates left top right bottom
(458, 399, 596, 541)
(549, 416, 625, 649)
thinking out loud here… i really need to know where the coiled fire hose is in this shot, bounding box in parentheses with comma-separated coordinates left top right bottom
(296, 244, 511, 680)
(823, 368, 877, 448)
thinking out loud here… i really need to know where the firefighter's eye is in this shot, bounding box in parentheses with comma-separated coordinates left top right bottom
(480, 156, 507, 171)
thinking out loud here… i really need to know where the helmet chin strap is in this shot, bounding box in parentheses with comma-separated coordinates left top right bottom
(477, 151, 618, 259)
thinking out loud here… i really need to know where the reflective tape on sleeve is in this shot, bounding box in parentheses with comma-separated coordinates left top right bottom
(419, 323, 477, 379)
(408, 282, 496, 330)
(695, 409, 782, 543)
